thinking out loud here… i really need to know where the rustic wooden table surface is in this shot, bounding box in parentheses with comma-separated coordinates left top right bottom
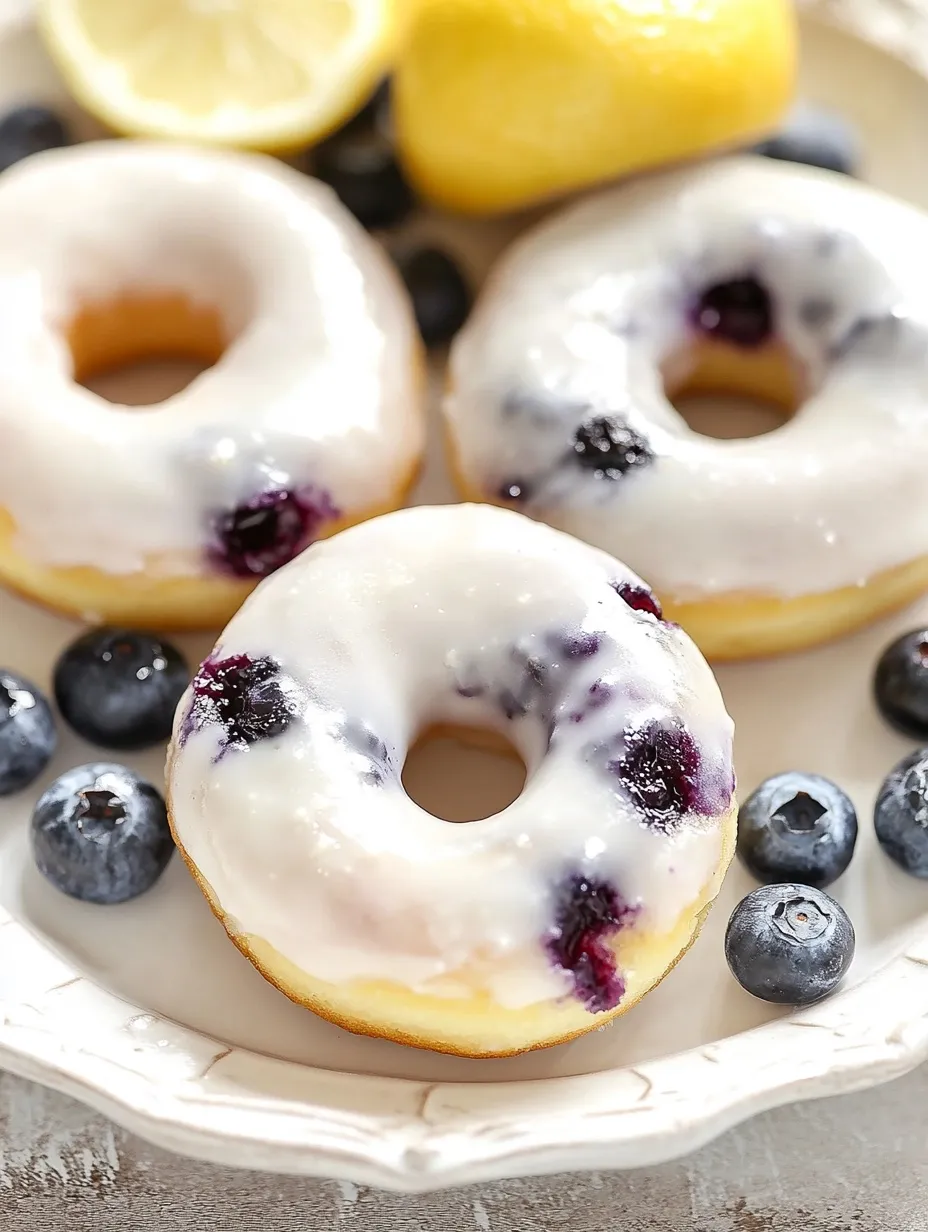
(1, 1064, 925, 1230)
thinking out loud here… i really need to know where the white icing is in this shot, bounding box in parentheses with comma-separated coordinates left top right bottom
(0, 141, 422, 575)
(445, 156, 928, 599)
(168, 504, 734, 1011)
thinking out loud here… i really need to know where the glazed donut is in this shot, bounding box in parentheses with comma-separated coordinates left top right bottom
(0, 141, 423, 630)
(167, 504, 736, 1057)
(444, 156, 928, 660)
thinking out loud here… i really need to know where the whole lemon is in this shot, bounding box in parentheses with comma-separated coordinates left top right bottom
(394, 0, 797, 214)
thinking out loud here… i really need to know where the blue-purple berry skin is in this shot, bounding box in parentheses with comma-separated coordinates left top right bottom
(573, 417, 653, 479)
(545, 872, 637, 1012)
(874, 629, 928, 740)
(31, 763, 174, 904)
(0, 670, 56, 796)
(0, 105, 69, 173)
(210, 487, 336, 579)
(312, 96, 414, 230)
(54, 628, 188, 751)
(725, 883, 855, 1005)
(753, 104, 859, 176)
(395, 247, 471, 347)
(181, 653, 300, 755)
(874, 748, 928, 878)
(693, 278, 773, 348)
(737, 772, 858, 889)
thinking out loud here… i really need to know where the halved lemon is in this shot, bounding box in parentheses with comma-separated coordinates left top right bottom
(37, 0, 396, 150)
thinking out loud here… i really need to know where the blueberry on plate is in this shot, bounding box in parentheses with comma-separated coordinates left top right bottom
(737, 771, 857, 889)
(31, 763, 174, 904)
(874, 747, 928, 877)
(752, 103, 859, 176)
(0, 670, 56, 796)
(54, 628, 189, 751)
(312, 102, 413, 230)
(874, 628, 928, 739)
(725, 883, 855, 1005)
(0, 105, 70, 173)
(394, 246, 471, 347)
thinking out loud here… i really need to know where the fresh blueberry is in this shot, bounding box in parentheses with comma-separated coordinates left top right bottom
(0, 670, 56, 796)
(0, 105, 69, 173)
(725, 883, 855, 1005)
(874, 748, 928, 877)
(737, 772, 858, 889)
(753, 104, 859, 176)
(874, 629, 928, 739)
(180, 653, 302, 754)
(394, 247, 471, 347)
(53, 629, 188, 752)
(693, 278, 773, 348)
(312, 97, 413, 230)
(545, 871, 638, 1012)
(31, 763, 174, 904)
(573, 417, 653, 479)
(209, 486, 337, 579)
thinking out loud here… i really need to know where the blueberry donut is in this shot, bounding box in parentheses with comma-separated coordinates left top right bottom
(0, 142, 424, 629)
(167, 504, 736, 1057)
(445, 157, 928, 660)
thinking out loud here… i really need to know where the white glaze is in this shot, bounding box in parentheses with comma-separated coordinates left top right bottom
(0, 141, 422, 575)
(446, 156, 928, 599)
(168, 504, 734, 1010)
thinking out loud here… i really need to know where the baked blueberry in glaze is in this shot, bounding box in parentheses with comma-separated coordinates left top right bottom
(573, 416, 652, 479)
(545, 872, 638, 1012)
(693, 277, 773, 348)
(209, 487, 337, 579)
(343, 720, 394, 786)
(181, 653, 301, 754)
(611, 581, 663, 620)
(610, 719, 707, 831)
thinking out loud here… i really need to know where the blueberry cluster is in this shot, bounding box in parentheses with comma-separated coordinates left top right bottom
(726, 623, 928, 1006)
(308, 81, 471, 347)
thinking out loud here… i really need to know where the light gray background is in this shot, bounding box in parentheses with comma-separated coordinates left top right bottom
(2, 1065, 926, 1230)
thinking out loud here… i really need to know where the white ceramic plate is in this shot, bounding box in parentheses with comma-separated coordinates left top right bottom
(3, 0, 928, 1193)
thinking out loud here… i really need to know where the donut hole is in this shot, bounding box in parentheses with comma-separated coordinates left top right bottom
(401, 724, 527, 823)
(663, 337, 805, 440)
(67, 292, 229, 405)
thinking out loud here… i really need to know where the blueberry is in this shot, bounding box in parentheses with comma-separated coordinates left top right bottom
(874, 748, 928, 877)
(611, 580, 663, 620)
(545, 872, 638, 1012)
(753, 104, 859, 176)
(573, 417, 653, 479)
(737, 772, 858, 889)
(610, 719, 703, 831)
(0, 671, 56, 796)
(693, 278, 773, 348)
(394, 247, 471, 347)
(874, 629, 928, 739)
(312, 97, 413, 230)
(0, 105, 69, 173)
(31, 763, 174, 904)
(209, 486, 337, 579)
(725, 883, 855, 1005)
(53, 629, 188, 752)
(180, 653, 302, 754)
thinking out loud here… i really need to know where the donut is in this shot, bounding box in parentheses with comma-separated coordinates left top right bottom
(444, 156, 928, 660)
(166, 504, 736, 1057)
(0, 141, 424, 630)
